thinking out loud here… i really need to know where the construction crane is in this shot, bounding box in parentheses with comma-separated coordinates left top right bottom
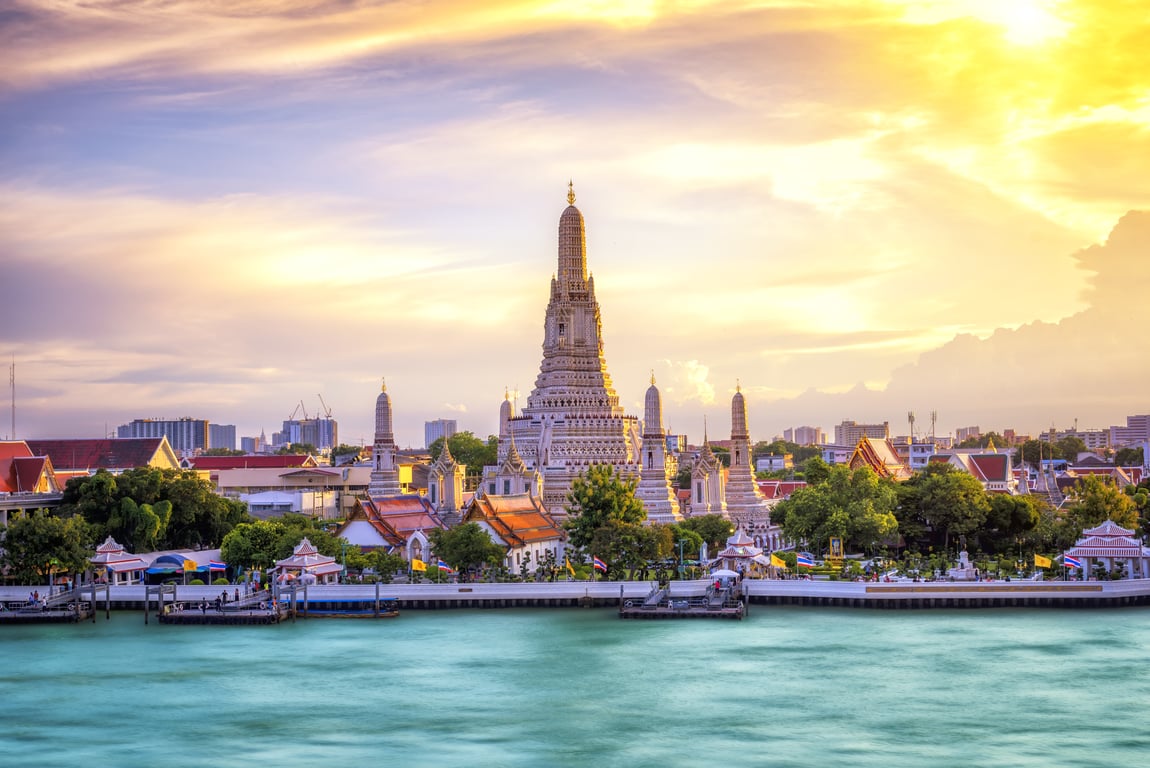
(317, 393, 333, 419)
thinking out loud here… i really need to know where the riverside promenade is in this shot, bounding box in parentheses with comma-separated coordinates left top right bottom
(3, 578, 1149, 615)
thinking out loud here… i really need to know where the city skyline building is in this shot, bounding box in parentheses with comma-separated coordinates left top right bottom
(784, 426, 825, 446)
(116, 417, 208, 457)
(834, 420, 890, 447)
(424, 418, 458, 450)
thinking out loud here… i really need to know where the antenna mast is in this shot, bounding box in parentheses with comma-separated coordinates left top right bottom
(929, 410, 937, 442)
(907, 411, 916, 441)
(8, 358, 14, 440)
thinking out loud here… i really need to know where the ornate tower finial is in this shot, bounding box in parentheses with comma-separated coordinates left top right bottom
(381, 376, 387, 393)
(567, 180, 575, 205)
(736, 378, 741, 393)
(650, 369, 656, 386)
(504, 386, 510, 401)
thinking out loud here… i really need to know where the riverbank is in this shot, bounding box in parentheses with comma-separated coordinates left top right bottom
(4, 577, 1148, 614)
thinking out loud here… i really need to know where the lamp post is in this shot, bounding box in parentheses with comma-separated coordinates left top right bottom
(677, 538, 685, 580)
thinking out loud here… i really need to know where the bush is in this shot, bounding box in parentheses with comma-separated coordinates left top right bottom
(212, 577, 229, 586)
(189, 579, 205, 585)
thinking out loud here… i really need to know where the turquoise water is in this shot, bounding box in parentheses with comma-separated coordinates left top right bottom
(3, 608, 1149, 767)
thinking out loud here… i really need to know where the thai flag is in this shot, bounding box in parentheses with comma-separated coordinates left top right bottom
(593, 557, 608, 572)
(1064, 555, 1083, 569)
(796, 554, 815, 568)
(436, 559, 454, 573)
(209, 561, 227, 571)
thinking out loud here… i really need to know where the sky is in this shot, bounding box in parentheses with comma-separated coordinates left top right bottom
(2, 0, 1149, 450)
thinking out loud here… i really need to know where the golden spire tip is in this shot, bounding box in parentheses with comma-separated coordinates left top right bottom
(567, 180, 576, 206)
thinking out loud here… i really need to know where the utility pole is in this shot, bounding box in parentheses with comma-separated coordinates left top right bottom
(8, 358, 14, 440)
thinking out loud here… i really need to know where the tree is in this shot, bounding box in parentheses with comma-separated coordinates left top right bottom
(203, 448, 246, 456)
(1055, 436, 1088, 462)
(330, 444, 363, 464)
(563, 464, 646, 550)
(1, 512, 92, 584)
(898, 463, 989, 551)
(677, 514, 733, 553)
(61, 467, 249, 550)
(777, 465, 898, 555)
(955, 432, 1007, 450)
(427, 522, 506, 573)
(220, 515, 342, 573)
(1063, 475, 1139, 532)
(800, 456, 831, 486)
(276, 443, 317, 455)
(428, 432, 499, 479)
(980, 494, 1042, 554)
(1115, 447, 1144, 467)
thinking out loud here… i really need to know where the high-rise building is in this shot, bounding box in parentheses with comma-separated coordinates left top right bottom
(955, 426, 981, 443)
(494, 184, 641, 514)
(424, 419, 458, 450)
(277, 417, 338, 450)
(208, 424, 236, 451)
(117, 418, 208, 457)
(834, 420, 890, 447)
(1110, 415, 1150, 448)
(784, 426, 825, 446)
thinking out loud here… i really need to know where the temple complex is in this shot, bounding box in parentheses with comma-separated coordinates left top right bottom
(494, 184, 642, 516)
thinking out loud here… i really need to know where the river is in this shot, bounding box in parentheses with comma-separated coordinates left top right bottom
(2, 607, 1148, 767)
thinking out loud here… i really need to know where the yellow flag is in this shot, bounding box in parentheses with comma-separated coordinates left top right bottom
(1034, 554, 1052, 568)
(183, 559, 198, 572)
(411, 558, 427, 572)
(770, 553, 786, 568)
(565, 557, 575, 576)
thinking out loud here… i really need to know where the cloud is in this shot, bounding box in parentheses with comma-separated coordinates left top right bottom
(769, 210, 1150, 436)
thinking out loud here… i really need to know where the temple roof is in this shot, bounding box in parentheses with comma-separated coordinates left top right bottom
(27, 437, 179, 472)
(189, 455, 318, 470)
(465, 493, 565, 547)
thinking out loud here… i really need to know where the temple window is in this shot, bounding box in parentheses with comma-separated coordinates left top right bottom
(503, 480, 511, 495)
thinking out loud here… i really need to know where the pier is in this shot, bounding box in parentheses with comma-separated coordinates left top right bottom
(4, 578, 1150, 622)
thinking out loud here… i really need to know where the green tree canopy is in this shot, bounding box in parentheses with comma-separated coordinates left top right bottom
(203, 448, 246, 456)
(276, 443, 317, 455)
(677, 514, 733, 552)
(897, 463, 990, 551)
(428, 432, 499, 479)
(1, 512, 93, 584)
(563, 464, 646, 550)
(428, 522, 507, 573)
(1063, 475, 1140, 533)
(1115, 446, 1144, 466)
(777, 465, 898, 555)
(220, 515, 343, 572)
(61, 468, 250, 550)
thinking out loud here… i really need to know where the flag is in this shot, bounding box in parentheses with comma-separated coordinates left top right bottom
(209, 561, 227, 571)
(411, 558, 427, 572)
(436, 559, 454, 573)
(770, 553, 787, 568)
(182, 559, 199, 572)
(1064, 555, 1083, 569)
(795, 553, 815, 568)
(1034, 554, 1052, 568)
(565, 557, 575, 577)
(593, 557, 608, 573)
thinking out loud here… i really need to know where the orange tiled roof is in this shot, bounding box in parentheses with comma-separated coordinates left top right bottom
(465, 493, 564, 548)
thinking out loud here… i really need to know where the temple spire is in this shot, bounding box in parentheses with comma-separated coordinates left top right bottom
(567, 180, 576, 205)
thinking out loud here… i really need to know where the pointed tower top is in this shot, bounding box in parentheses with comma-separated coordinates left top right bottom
(381, 377, 387, 393)
(650, 369, 656, 386)
(986, 435, 997, 453)
(567, 180, 576, 205)
(736, 378, 741, 393)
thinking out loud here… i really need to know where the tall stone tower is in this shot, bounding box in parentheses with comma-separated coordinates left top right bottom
(501, 183, 641, 515)
(635, 374, 681, 523)
(368, 379, 401, 497)
(723, 384, 776, 547)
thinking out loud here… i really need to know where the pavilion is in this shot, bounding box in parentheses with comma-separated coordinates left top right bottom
(713, 526, 773, 576)
(1064, 520, 1150, 580)
(89, 536, 147, 586)
(273, 538, 343, 584)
